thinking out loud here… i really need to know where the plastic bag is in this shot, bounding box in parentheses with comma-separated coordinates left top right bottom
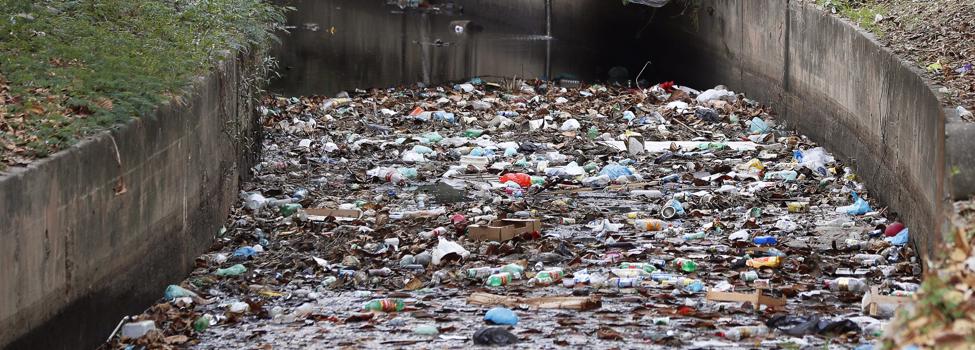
(885, 228, 909, 245)
(836, 192, 872, 215)
(598, 164, 633, 180)
(431, 237, 470, 265)
(750, 117, 770, 134)
(796, 147, 835, 176)
(559, 118, 581, 131)
(695, 88, 736, 103)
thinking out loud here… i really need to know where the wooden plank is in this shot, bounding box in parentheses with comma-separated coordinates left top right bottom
(467, 292, 601, 311)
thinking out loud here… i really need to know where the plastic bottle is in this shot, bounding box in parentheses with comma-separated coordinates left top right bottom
(499, 173, 532, 188)
(279, 203, 302, 217)
(369, 268, 393, 276)
(500, 264, 525, 279)
(320, 98, 351, 111)
(752, 236, 777, 246)
(844, 239, 866, 250)
(214, 264, 247, 276)
(787, 202, 808, 213)
(612, 267, 651, 277)
(467, 267, 500, 279)
(363, 299, 405, 312)
(740, 270, 759, 282)
(630, 189, 664, 198)
(603, 277, 641, 288)
(763, 170, 798, 182)
(463, 129, 485, 138)
(619, 262, 657, 273)
(533, 270, 564, 285)
(634, 219, 665, 232)
(673, 258, 698, 273)
(721, 326, 769, 341)
(649, 272, 674, 282)
(683, 232, 706, 241)
(825, 277, 869, 293)
(586, 126, 599, 140)
(674, 277, 704, 292)
(746, 256, 782, 268)
(707, 245, 732, 254)
(853, 254, 883, 266)
(193, 315, 212, 332)
(486, 272, 513, 287)
(367, 167, 407, 185)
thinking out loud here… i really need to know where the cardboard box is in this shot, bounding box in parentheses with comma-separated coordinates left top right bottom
(468, 218, 542, 241)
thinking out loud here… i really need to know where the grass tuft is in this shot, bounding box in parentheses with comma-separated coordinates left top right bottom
(0, 0, 286, 166)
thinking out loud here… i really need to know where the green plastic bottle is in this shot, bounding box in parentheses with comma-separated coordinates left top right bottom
(586, 126, 599, 140)
(279, 203, 302, 217)
(619, 262, 657, 273)
(583, 162, 598, 173)
(673, 258, 698, 273)
(193, 315, 212, 332)
(534, 270, 564, 284)
(463, 129, 484, 138)
(486, 272, 513, 287)
(362, 298, 405, 312)
(530, 176, 546, 186)
(214, 264, 247, 276)
(500, 264, 524, 279)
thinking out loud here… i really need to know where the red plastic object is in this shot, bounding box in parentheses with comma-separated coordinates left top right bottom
(499, 173, 531, 188)
(885, 222, 905, 237)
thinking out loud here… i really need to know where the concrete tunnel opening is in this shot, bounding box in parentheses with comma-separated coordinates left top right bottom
(4, 0, 950, 349)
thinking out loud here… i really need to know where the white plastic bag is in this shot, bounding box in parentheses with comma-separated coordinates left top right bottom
(431, 237, 470, 265)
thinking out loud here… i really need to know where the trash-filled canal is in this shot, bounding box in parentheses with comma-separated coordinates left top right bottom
(108, 80, 920, 349)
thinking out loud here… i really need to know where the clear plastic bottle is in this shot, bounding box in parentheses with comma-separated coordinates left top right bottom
(825, 277, 869, 293)
(722, 326, 769, 341)
(683, 232, 706, 241)
(853, 254, 883, 266)
(619, 262, 657, 273)
(500, 264, 524, 279)
(707, 245, 731, 254)
(634, 219, 665, 231)
(603, 277, 641, 288)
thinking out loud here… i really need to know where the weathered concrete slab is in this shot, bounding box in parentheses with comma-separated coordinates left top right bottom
(0, 53, 261, 349)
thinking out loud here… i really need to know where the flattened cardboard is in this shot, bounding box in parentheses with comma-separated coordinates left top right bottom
(705, 290, 786, 307)
(467, 292, 600, 311)
(305, 208, 362, 221)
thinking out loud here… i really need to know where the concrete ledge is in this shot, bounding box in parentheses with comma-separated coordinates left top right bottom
(639, 0, 949, 261)
(0, 53, 260, 349)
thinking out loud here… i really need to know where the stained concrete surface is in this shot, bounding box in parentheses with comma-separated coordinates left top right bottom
(0, 53, 262, 350)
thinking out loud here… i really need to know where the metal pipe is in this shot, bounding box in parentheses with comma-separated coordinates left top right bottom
(545, 0, 552, 80)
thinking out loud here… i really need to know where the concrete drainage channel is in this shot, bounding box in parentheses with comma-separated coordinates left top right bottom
(0, 0, 966, 349)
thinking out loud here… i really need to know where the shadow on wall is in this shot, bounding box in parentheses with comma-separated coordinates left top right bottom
(269, 0, 656, 96)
